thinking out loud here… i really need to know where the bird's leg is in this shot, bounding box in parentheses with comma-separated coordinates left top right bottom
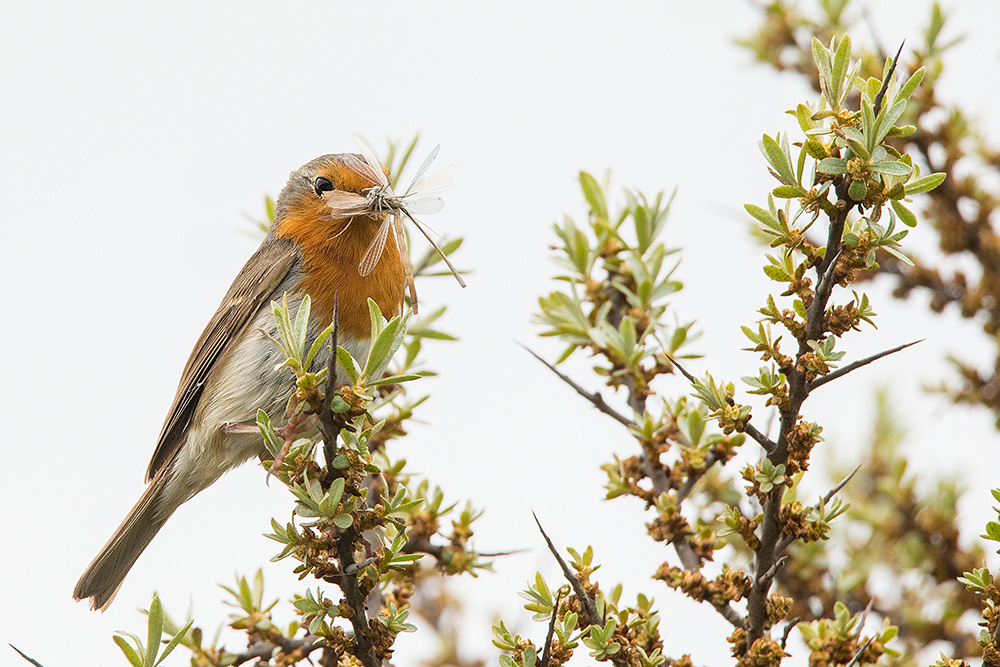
(264, 412, 319, 483)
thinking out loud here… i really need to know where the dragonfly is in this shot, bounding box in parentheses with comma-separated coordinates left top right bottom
(322, 133, 465, 313)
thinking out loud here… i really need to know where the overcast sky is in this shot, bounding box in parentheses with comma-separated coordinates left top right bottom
(3, 1, 1000, 665)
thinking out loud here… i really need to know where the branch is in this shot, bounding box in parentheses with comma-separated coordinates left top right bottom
(757, 555, 788, 586)
(872, 42, 905, 117)
(311, 299, 379, 667)
(748, 181, 855, 649)
(667, 353, 777, 453)
(806, 340, 921, 392)
(521, 344, 635, 428)
(779, 617, 801, 651)
(332, 531, 380, 667)
(232, 636, 325, 666)
(540, 589, 565, 667)
(844, 637, 875, 667)
(743, 423, 777, 455)
(532, 512, 600, 625)
(777, 464, 861, 555)
(320, 299, 341, 467)
(676, 448, 723, 503)
(8, 645, 44, 667)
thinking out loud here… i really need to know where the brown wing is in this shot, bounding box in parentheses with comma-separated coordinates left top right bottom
(145, 235, 299, 481)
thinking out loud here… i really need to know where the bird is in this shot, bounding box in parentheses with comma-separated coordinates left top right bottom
(73, 153, 405, 610)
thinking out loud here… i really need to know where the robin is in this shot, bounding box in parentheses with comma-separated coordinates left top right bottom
(73, 153, 405, 610)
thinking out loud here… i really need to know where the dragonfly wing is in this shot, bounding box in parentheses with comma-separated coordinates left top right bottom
(323, 190, 370, 218)
(342, 153, 383, 188)
(402, 197, 445, 216)
(358, 216, 392, 277)
(352, 133, 390, 187)
(407, 163, 459, 199)
(404, 144, 441, 195)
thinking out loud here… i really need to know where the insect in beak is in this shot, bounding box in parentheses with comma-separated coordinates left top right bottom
(321, 134, 465, 313)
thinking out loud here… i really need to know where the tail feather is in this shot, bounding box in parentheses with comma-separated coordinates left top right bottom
(74, 470, 175, 611)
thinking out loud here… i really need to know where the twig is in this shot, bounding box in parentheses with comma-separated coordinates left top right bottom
(9, 645, 45, 667)
(521, 344, 635, 428)
(743, 423, 777, 455)
(844, 637, 875, 667)
(823, 464, 862, 504)
(321, 299, 340, 468)
(232, 636, 325, 666)
(668, 353, 777, 453)
(855, 596, 876, 641)
(540, 589, 565, 667)
(777, 464, 861, 555)
(676, 449, 723, 503)
(713, 599, 746, 628)
(532, 512, 600, 625)
(757, 555, 788, 585)
(333, 532, 380, 667)
(815, 247, 843, 303)
(401, 536, 523, 560)
(873, 42, 905, 117)
(807, 340, 921, 392)
(779, 617, 801, 650)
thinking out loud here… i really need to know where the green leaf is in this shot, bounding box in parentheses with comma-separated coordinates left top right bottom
(365, 373, 424, 387)
(145, 595, 164, 667)
(154, 620, 194, 667)
(114, 636, 144, 667)
(817, 158, 847, 175)
(985, 521, 1000, 541)
(772, 185, 804, 199)
(759, 133, 797, 186)
(831, 35, 851, 104)
(579, 172, 608, 221)
(848, 179, 867, 201)
(362, 315, 406, 381)
(336, 346, 360, 383)
(264, 196, 276, 224)
(869, 161, 912, 177)
(763, 265, 789, 282)
(367, 299, 386, 340)
(745, 204, 779, 230)
(304, 324, 333, 371)
(897, 67, 925, 102)
(334, 514, 354, 529)
(905, 172, 946, 195)
(291, 295, 311, 360)
(812, 37, 834, 108)
(890, 200, 917, 227)
(256, 409, 282, 458)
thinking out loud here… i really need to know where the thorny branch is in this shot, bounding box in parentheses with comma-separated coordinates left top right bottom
(533, 513, 600, 626)
(521, 344, 635, 429)
(540, 589, 565, 667)
(776, 465, 861, 556)
(232, 636, 325, 666)
(807, 341, 921, 392)
(313, 298, 380, 667)
(668, 353, 777, 453)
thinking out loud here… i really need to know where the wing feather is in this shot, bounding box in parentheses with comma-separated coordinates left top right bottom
(145, 235, 299, 480)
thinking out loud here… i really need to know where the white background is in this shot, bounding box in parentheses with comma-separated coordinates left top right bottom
(2, 1, 1000, 665)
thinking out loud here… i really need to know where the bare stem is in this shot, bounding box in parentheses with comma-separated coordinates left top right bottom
(540, 589, 565, 667)
(521, 344, 635, 428)
(807, 341, 921, 393)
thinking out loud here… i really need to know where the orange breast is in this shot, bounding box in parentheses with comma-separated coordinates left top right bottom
(276, 208, 404, 342)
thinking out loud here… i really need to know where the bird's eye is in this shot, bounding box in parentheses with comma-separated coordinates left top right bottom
(313, 177, 334, 196)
